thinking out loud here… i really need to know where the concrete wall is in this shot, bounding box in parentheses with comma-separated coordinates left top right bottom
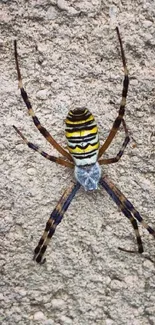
(1, 1, 155, 324)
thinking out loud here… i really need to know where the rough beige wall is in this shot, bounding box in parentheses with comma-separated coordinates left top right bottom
(0, 1, 155, 325)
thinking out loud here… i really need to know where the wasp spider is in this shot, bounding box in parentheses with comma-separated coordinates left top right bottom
(14, 28, 155, 264)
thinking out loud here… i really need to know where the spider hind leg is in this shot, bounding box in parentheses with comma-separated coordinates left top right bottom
(99, 176, 155, 254)
(33, 182, 80, 264)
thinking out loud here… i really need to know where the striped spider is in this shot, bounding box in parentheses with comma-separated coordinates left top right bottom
(14, 28, 155, 264)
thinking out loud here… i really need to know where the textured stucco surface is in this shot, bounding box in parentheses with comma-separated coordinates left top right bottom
(0, 1, 155, 324)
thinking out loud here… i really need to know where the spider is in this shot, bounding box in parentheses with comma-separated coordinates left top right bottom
(14, 27, 155, 264)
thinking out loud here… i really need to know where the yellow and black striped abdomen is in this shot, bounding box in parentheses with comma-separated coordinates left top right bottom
(65, 108, 100, 166)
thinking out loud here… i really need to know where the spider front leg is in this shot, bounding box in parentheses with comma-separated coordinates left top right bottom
(13, 125, 74, 168)
(14, 40, 73, 162)
(98, 27, 129, 158)
(34, 181, 81, 264)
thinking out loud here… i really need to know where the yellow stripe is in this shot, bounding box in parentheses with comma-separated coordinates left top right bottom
(68, 142, 99, 154)
(29, 108, 35, 117)
(65, 126, 98, 138)
(65, 115, 94, 125)
(121, 97, 126, 106)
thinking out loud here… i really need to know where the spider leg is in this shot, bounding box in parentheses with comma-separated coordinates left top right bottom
(98, 27, 129, 158)
(99, 119, 130, 165)
(99, 176, 155, 253)
(33, 181, 81, 264)
(14, 40, 73, 162)
(13, 125, 74, 168)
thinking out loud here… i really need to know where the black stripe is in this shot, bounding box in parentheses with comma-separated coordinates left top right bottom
(68, 141, 98, 150)
(66, 132, 98, 141)
(21, 88, 32, 109)
(122, 75, 129, 97)
(113, 117, 122, 129)
(73, 148, 97, 156)
(73, 151, 96, 159)
(67, 111, 92, 122)
(67, 135, 97, 144)
(66, 119, 94, 128)
(33, 116, 40, 126)
(65, 124, 97, 133)
(70, 108, 87, 115)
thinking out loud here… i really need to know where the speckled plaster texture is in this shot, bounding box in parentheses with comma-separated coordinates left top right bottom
(0, 1, 155, 325)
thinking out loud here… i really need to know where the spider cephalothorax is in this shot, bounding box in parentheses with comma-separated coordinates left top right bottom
(14, 27, 155, 264)
(74, 162, 101, 191)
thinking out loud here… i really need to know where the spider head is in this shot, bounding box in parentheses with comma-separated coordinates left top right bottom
(74, 162, 101, 191)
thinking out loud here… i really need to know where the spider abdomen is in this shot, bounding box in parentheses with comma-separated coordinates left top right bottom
(65, 108, 100, 166)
